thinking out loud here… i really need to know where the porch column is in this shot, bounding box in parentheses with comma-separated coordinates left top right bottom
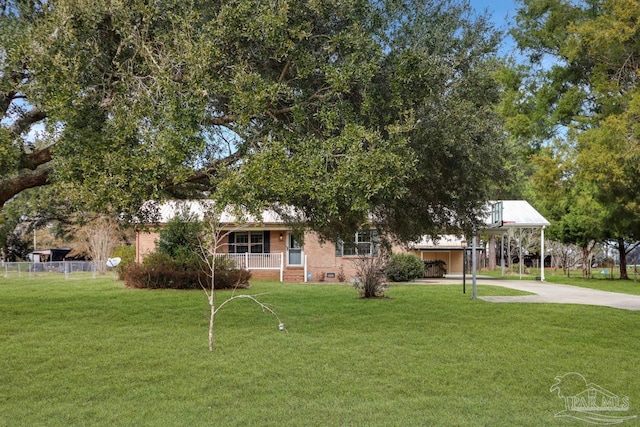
(304, 255, 308, 283)
(280, 252, 284, 282)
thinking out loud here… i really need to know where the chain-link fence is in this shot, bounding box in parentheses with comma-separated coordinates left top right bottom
(2, 261, 109, 279)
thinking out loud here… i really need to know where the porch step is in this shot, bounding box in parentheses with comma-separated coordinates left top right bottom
(283, 270, 305, 283)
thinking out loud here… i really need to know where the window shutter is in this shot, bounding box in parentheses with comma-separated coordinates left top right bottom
(228, 232, 235, 253)
(335, 239, 343, 257)
(263, 230, 270, 253)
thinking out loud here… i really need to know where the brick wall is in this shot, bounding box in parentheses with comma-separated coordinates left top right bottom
(302, 232, 377, 283)
(136, 227, 413, 283)
(136, 230, 160, 263)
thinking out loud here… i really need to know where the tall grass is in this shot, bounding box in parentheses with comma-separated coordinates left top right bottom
(1, 276, 639, 426)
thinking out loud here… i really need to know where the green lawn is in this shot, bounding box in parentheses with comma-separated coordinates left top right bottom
(482, 267, 640, 295)
(1, 276, 639, 426)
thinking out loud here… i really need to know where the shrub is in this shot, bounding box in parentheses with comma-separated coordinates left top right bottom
(124, 252, 251, 290)
(352, 254, 388, 298)
(124, 262, 201, 289)
(210, 268, 252, 289)
(125, 252, 200, 289)
(157, 207, 203, 269)
(384, 253, 425, 282)
(111, 245, 135, 280)
(142, 252, 181, 269)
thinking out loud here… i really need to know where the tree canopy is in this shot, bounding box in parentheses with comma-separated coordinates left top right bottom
(1, 0, 510, 242)
(511, 0, 640, 276)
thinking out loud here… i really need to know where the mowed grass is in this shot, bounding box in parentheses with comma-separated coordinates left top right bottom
(1, 276, 640, 426)
(483, 267, 640, 295)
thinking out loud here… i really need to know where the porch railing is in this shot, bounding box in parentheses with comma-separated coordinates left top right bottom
(214, 253, 284, 282)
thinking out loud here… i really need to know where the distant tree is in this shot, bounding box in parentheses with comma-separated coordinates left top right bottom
(85, 218, 120, 275)
(512, 0, 640, 279)
(530, 143, 605, 277)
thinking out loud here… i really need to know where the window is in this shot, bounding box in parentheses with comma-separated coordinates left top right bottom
(229, 231, 270, 253)
(288, 234, 302, 265)
(234, 232, 249, 253)
(250, 232, 263, 253)
(336, 229, 378, 257)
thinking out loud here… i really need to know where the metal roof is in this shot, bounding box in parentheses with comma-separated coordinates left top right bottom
(151, 199, 550, 235)
(155, 200, 286, 225)
(484, 200, 550, 233)
(411, 235, 466, 249)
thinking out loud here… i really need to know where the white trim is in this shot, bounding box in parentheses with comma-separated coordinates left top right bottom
(304, 255, 308, 283)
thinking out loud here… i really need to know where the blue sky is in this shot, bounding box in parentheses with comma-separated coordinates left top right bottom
(471, 0, 517, 29)
(470, 0, 520, 56)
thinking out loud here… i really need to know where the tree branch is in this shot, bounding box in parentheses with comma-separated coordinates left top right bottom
(18, 145, 53, 170)
(1, 91, 17, 117)
(10, 109, 47, 138)
(0, 165, 52, 208)
(203, 114, 237, 126)
(279, 60, 292, 83)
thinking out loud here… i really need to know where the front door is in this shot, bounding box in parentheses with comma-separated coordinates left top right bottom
(287, 234, 303, 266)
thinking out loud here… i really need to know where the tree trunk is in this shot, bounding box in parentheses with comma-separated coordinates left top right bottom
(209, 294, 215, 351)
(618, 237, 629, 280)
(581, 245, 592, 278)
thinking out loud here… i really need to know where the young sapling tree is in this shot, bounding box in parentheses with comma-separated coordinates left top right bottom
(197, 202, 285, 351)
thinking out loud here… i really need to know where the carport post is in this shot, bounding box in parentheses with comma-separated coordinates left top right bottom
(519, 228, 523, 280)
(472, 234, 477, 300)
(540, 226, 546, 281)
(461, 240, 467, 294)
(501, 233, 506, 277)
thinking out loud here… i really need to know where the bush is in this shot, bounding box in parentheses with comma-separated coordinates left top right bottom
(111, 245, 135, 280)
(210, 268, 252, 289)
(124, 252, 251, 290)
(125, 252, 200, 289)
(384, 253, 425, 282)
(353, 254, 388, 298)
(157, 207, 203, 269)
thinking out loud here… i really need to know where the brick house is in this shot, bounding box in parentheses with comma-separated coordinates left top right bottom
(135, 201, 396, 283)
(135, 199, 549, 282)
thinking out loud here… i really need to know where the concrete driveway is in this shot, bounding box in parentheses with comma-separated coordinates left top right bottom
(468, 277, 640, 311)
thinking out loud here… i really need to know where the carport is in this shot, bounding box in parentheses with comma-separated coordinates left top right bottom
(483, 200, 551, 281)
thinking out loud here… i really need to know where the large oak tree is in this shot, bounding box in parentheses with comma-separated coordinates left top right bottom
(1, 0, 510, 242)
